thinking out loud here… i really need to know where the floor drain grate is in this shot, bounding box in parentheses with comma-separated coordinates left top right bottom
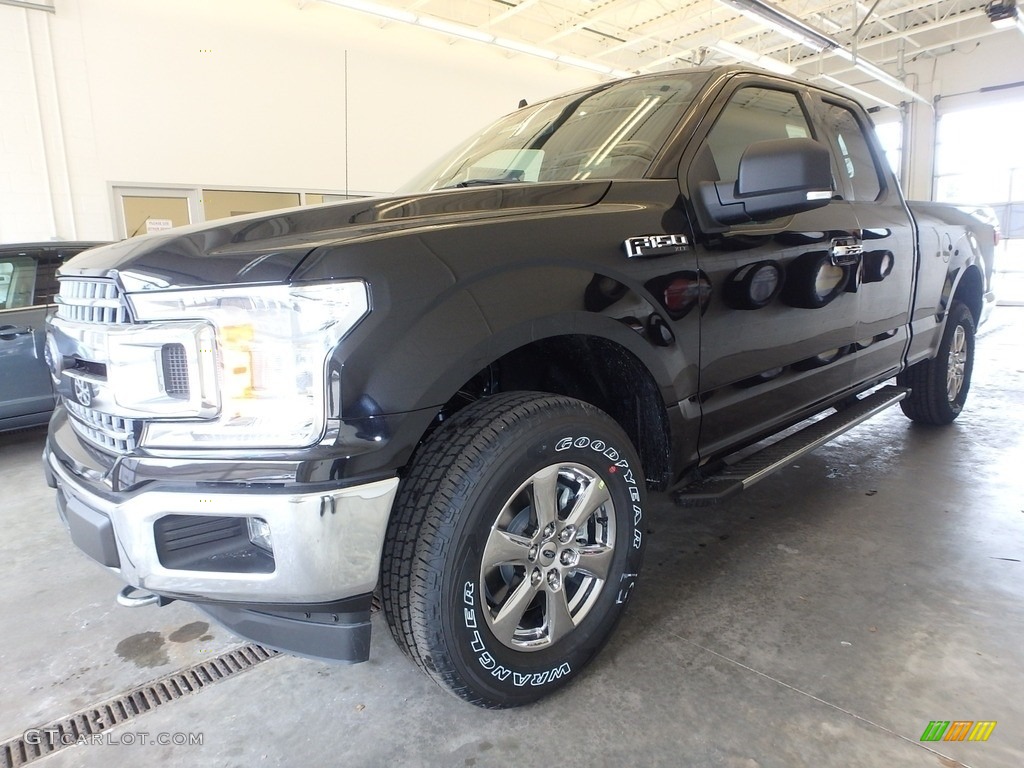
(1, 643, 278, 767)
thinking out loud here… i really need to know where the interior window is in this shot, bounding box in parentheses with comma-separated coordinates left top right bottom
(703, 87, 813, 184)
(822, 102, 883, 201)
(0, 257, 37, 310)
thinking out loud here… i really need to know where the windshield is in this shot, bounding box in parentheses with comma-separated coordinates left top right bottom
(400, 73, 709, 193)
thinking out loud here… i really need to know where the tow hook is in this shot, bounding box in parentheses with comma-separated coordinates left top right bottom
(117, 585, 175, 608)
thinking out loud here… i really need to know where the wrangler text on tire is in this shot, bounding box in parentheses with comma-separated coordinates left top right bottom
(381, 392, 647, 708)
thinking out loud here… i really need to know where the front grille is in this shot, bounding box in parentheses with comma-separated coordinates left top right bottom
(56, 278, 129, 324)
(161, 343, 190, 398)
(65, 400, 139, 453)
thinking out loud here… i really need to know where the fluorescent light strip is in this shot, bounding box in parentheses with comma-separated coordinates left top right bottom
(417, 16, 494, 43)
(711, 39, 795, 75)
(834, 49, 929, 104)
(557, 54, 613, 75)
(494, 37, 558, 59)
(717, 0, 836, 53)
(716, 0, 928, 104)
(820, 74, 899, 110)
(329, 0, 415, 24)
(322, 0, 622, 77)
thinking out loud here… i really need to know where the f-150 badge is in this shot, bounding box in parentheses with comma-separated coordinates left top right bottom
(624, 234, 689, 258)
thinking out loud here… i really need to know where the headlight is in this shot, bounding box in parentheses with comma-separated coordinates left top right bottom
(126, 281, 369, 449)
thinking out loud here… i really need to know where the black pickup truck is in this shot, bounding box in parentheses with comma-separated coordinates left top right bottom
(43, 66, 996, 708)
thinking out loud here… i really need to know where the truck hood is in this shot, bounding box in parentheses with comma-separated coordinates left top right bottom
(61, 181, 611, 290)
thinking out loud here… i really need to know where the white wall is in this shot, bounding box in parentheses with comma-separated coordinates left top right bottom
(0, 0, 600, 242)
(3, 0, 1023, 242)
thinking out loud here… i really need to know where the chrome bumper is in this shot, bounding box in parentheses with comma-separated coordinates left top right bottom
(46, 448, 398, 604)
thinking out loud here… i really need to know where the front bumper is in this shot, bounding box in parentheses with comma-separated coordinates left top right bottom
(47, 448, 398, 603)
(44, 429, 399, 662)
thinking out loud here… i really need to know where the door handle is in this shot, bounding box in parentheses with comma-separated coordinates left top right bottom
(830, 237, 863, 266)
(0, 325, 33, 340)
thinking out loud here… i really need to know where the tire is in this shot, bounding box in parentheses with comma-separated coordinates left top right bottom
(897, 300, 975, 425)
(381, 392, 647, 708)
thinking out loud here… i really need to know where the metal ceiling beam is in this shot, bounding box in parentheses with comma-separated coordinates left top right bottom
(754, 5, 987, 59)
(854, 1, 922, 47)
(812, 7, 987, 55)
(540, 0, 671, 45)
(481, 0, 543, 29)
(828, 22, 1001, 72)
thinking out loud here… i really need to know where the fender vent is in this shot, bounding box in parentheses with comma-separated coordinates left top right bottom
(1, 644, 277, 767)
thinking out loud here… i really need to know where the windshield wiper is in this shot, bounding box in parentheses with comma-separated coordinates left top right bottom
(444, 175, 527, 189)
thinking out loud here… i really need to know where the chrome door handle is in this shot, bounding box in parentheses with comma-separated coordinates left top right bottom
(830, 237, 862, 266)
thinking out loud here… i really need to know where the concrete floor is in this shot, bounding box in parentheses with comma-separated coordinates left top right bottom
(2, 309, 1023, 768)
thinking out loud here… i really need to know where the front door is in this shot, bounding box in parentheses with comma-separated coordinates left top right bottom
(680, 78, 864, 459)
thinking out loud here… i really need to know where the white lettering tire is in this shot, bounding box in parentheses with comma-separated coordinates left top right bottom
(381, 392, 647, 708)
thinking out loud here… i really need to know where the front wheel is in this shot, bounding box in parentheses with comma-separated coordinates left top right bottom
(897, 300, 976, 425)
(380, 392, 647, 708)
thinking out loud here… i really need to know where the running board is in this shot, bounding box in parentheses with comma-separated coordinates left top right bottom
(673, 385, 909, 508)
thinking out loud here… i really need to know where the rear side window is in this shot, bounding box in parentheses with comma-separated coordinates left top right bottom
(704, 87, 812, 183)
(822, 102, 883, 201)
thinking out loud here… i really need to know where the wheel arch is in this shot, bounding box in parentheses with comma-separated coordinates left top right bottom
(431, 333, 675, 490)
(950, 263, 984, 326)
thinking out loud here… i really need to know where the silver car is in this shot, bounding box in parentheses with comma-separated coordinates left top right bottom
(0, 242, 106, 433)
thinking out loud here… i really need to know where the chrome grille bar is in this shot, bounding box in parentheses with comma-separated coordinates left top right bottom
(65, 400, 139, 453)
(56, 278, 129, 325)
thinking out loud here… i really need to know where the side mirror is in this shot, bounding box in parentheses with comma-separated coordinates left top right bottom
(698, 138, 833, 226)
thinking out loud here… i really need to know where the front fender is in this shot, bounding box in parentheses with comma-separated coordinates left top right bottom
(346, 261, 689, 416)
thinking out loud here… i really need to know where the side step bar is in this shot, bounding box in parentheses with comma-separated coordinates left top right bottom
(674, 385, 909, 508)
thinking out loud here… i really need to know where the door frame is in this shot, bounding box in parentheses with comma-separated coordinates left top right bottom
(109, 185, 204, 240)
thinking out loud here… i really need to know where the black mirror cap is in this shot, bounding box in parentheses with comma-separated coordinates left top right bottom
(736, 138, 832, 197)
(698, 138, 834, 226)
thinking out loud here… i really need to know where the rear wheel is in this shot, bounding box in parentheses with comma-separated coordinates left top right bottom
(897, 300, 975, 425)
(381, 392, 646, 708)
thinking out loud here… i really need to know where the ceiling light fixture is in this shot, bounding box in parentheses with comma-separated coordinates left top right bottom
(494, 37, 558, 59)
(321, 0, 620, 77)
(832, 49, 928, 104)
(717, 0, 836, 53)
(416, 16, 495, 44)
(820, 74, 899, 110)
(711, 40, 796, 75)
(327, 0, 415, 24)
(557, 54, 614, 75)
(717, 0, 928, 104)
(985, 0, 1024, 33)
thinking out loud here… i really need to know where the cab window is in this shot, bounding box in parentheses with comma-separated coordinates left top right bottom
(703, 87, 813, 184)
(821, 102, 883, 201)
